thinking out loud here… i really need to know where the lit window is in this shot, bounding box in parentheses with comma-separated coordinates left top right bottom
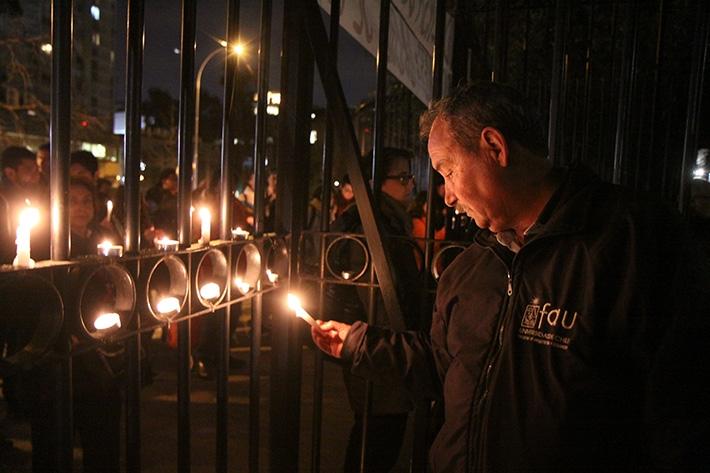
(92, 33, 101, 45)
(90, 5, 100, 20)
(40, 43, 52, 54)
(310, 130, 317, 144)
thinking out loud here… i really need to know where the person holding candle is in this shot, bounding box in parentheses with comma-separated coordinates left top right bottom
(325, 147, 426, 473)
(311, 82, 710, 472)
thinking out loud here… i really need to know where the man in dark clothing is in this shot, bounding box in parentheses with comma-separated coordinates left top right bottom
(326, 148, 425, 473)
(311, 82, 710, 472)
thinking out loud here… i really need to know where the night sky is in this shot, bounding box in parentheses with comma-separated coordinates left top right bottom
(113, 0, 377, 108)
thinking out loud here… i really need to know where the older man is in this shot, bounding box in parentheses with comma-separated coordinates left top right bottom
(312, 82, 710, 472)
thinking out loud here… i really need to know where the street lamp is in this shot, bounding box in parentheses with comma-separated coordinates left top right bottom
(193, 41, 245, 189)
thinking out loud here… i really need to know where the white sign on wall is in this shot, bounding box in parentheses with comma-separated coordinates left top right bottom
(317, 0, 453, 105)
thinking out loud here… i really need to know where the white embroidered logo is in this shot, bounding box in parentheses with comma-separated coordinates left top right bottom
(518, 302, 579, 350)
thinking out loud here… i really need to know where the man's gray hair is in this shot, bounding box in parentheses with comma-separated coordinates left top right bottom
(419, 82, 548, 156)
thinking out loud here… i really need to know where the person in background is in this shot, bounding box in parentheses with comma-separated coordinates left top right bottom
(311, 82, 710, 472)
(145, 168, 178, 240)
(326, 148, 425, 473)
(35, 143, 50, 185)
(410, 190, 446, 252)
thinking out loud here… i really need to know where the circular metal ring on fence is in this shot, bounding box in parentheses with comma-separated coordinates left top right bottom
(145, 255, 189, 322)
(263, 237, 289, 286)
(431, 244, 467, 280)
(76, 264, 136, 341)
(232, 242, 261, 296)
(0, 274, 63, 372)
(325, 235, 370, 282)
(195, 248, 228, 307)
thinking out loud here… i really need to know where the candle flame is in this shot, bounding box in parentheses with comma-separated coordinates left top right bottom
(341, 271, 351, 280)
(287, 293, 302, 312)
(199, 207, 211, 220)
(94, 312, 121, 330)
(156, 296, 180, 315)
(106, 200, 113, 212)
(200, 282, 221, 301)
(19, 207, 39, 228)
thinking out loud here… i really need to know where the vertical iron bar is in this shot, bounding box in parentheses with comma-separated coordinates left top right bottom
(548, 0, 565, 164)
(646, 0, 666, 192)
(312, 1, 341, 471)
(678, 0, 709, 213)
(371, 0, 390, 200)
(581, 1, 595, 165)
(124, 0, 145, 470)
(493, 0, 507, 83)
(613, 0, 638, 185)
(50, 0, 71, 262)
(176, 1, 197, 472)
(250, 0, 272, 470)
(50, 1, 72, 471)
(523, 0, 531, 94)
(216, 1, 240, 471)
(253, 0, 272, 237)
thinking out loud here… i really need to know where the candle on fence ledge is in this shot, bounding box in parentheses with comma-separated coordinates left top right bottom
(199, 208, 211, 244)
(156, 296, 181, 317)
(231, 226, 249, 240)
(234, 276, 251, 295)
(97, 239, 124, 257)
(266, 269, 279, 284)
(287, 293, 317, 328)
(199, 282, 221, 302)
(94, 312, 121, 331)
(155, 237, 179, 252)
(13, 206, 39, 268)
(341, 271, 352, 280)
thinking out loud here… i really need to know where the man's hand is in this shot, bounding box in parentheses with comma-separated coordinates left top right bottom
(311, 320, 351, 358)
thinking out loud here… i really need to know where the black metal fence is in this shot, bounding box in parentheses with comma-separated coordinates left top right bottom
(1, 0, 707, 472)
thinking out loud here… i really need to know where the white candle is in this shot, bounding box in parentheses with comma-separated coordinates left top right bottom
(341, 271, 352, 280)
(106, 199, 113, 222)
(287, 293, 317, 328)
(200, 282, 221, 301)
(266, 269, 279, 284)
(94, 312, 121, 330)
(13, 206, 39, 268)
(156, 296, 181, 317)
(234, 276, 251, 295)
(199, 208, 211, 244)
(97, 240, 123, 257)
(155, 237, 179, 252)
(231, 226, 249, 240)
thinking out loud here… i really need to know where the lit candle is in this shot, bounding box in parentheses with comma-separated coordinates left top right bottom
(94, 312, 121, 330)
(106, 199, 113, 222)
(200, 282, 221, 301)
(199, 207, 211, 244)
(156, 296, 181, 317)
(13, 206, 39, 268)
(287, 293, 317, 328)
(266, 269, 279, 284)
(231, 226, 249, 240)
(234, 276, 251, 295)
(341, 271, 352, 280)
(97, 240, 123, 257)
(155, 237, 179, 252)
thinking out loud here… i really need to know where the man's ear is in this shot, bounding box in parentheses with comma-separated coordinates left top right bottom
(480, 127, 509, 168)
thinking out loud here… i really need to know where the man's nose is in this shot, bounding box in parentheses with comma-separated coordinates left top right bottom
(443, 185, 457, 207)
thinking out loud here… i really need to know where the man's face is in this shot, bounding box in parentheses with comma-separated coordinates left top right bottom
(37, 148, 50, 176)
(163, 174, 177, 194)
(381, 157, 415, 204)
(70, 163, 95, 182)
(428, 117, 508, 233)
(69, 183, 95, 231)
(4, 158, 40, 187)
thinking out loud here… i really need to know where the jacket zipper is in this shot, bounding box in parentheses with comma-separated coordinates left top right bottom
(466, 261, 515, 473)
